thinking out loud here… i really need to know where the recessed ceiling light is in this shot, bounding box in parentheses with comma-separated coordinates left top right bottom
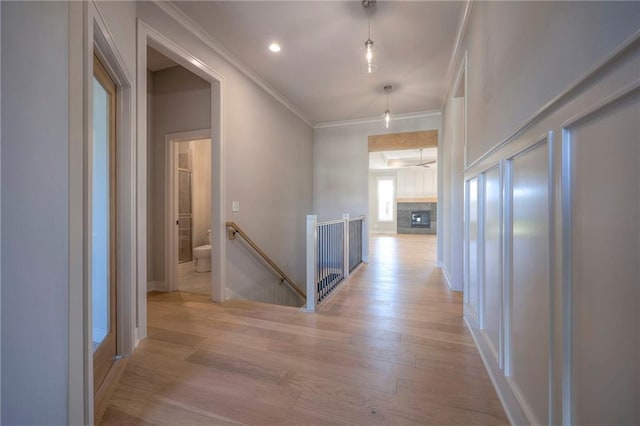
(268, 43, 281, 53)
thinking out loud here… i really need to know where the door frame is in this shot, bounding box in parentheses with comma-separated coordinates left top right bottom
(136, 21, 226, 329)
(164, 129, 212, 292)
(68, 2, 137, 425)
(90, 52, 119, 396)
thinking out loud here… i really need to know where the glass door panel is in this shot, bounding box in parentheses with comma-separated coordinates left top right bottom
(92, 54, 117, 395)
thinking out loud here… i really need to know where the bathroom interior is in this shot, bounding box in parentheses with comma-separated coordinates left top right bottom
(176, 139, 212, 295)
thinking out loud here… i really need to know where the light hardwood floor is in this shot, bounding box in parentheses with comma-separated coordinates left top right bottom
(101, 234, 508, 425)
(178, 261, 211, 295)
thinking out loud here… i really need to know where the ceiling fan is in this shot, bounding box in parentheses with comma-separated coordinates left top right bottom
(401, 148, 436, 168)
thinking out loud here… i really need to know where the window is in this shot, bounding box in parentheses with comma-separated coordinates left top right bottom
(377, 177, 395, 222)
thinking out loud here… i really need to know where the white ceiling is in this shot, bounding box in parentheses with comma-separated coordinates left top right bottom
(370, 148, 438, 170)
(173, 1, 465, 125)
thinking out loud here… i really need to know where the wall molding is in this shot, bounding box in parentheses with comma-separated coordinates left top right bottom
(465, 316, 528, 426)
(313, 110, 441, 129)
(440, 0, 473, 110)
(154, 1, 313, 127)
(440, 263, 458, 291)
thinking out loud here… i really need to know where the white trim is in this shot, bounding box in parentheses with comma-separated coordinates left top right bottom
(502, 158, 513, 378)
(546, 132, 556, 425)
(477, 172, 485, 330)
(560, 127, 573, 426)
(440, 263, 458, 292)
(164, 129, 211, 293)
(464, 316, 529, 425)
(93, 2, 138, 362)
(68, 2, 139, 423)
(303, 215, 318, 312)
(1, 3, 3, 424)
(497, 160, 505, 370)
(152, 0, 312, 127)
(451, 52, 468, 169)
(314, 110, 441, 129)
(561, 80, 640, 129)
(441, 0, 473, 110)
(436, 115, 443, 266)
(137, 21, 227, 324)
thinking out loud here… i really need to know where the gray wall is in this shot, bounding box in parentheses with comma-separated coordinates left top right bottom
(440, 98, 464, 291)
(0, 0, 313, 421)
(1, 2, 69, 423)
(313, 115, 441, 260)
(137, 0, 314, 294)
(148, 65, 211, 284)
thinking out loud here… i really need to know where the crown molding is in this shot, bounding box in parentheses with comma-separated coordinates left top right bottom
(154, 1, 313, 127)
(313, 110, 441, 129)
(441, 0, 473, 110)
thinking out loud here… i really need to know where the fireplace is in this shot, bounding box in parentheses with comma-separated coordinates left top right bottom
(411, 210, 431, 228)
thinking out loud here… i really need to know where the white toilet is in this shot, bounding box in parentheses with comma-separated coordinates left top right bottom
(193, 229, 212, 273)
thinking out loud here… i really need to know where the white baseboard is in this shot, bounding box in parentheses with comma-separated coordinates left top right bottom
(147, 281, 165, 292)
(464, 316, 530, 426)
(441, 263, 463, 292)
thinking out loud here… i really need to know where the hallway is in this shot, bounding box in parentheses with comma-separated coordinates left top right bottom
(101, 235, 507, 425)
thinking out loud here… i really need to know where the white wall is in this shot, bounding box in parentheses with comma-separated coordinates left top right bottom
(441, 98, 464, 290)
(396, 167, 437, 198)
(149, 65, 211, 284)
(441, 1, 640, 424)
(1, 2, 70, 423)
(313, 114, 441, 258)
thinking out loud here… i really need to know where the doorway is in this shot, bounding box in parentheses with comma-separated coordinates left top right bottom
(367, 131, 439, 238)
(91, 53, 118, 406)
(170, 137, 212, 295)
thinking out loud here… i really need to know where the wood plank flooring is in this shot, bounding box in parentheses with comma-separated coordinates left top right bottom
(101, 234, 508, 425)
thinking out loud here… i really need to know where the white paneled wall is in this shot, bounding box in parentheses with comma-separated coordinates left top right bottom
(482, 166, 501, 366)
(568, 89, 639, 425)
(462, 34, 640, 425)
(509, 142, 550, 425)
(465, 177, 480, 323)
(396, 167, 438, 198)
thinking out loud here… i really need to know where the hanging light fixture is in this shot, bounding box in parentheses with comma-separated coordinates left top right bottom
(383, 85, 392, 128)
(362, 0, 377, 74)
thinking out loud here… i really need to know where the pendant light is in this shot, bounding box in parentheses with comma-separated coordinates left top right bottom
(383, 85, 392, 128)
(362, 0, 377, 73)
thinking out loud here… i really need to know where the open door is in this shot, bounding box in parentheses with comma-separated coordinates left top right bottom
(91, 54, 118, 401)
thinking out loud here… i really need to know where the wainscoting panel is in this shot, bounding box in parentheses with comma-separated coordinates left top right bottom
(482, 166, 502, 367)
(566, 89, 639, 425)
(508, 141, 550, 426)
(466, 176, 480, 323)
